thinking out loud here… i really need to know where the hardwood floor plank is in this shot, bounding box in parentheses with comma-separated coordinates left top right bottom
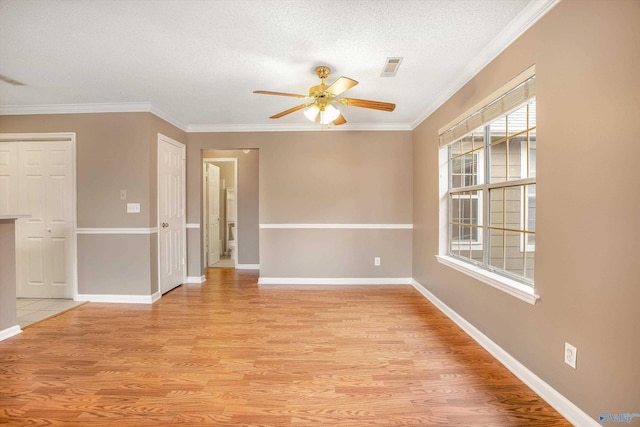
(0, 269, 571, 425)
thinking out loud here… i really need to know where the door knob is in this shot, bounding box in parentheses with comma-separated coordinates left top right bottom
(162, 222, 169, 228)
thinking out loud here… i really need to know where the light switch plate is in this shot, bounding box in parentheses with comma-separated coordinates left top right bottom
(564, 342, 577, 369)
(127, 203, 140, 213)
(120, 190, 127, 200)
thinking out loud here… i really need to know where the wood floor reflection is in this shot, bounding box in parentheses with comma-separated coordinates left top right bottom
(0, 268, 570, 426)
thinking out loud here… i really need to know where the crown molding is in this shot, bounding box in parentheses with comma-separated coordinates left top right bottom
(0, 102, 152, 116)
(148, 105, 188, 131)
(409, 0, 560, 130)
(0, 102, 188, 131)
(0, 102, 409, 132)
(186, 122, 412, 133)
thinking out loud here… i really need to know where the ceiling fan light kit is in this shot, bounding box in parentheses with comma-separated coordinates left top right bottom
(254, 65, 395, 128)
(303, 103, 340, 125)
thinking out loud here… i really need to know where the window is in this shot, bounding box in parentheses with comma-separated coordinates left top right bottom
(449, 129, 484, 257)
(439, 69, 537, 295)
(486, 101, 536, 282)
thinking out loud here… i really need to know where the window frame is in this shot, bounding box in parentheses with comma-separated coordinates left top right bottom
(436, 68, 539, 305)
(449, 191, 483, 251)
(518, 140, 536, 253)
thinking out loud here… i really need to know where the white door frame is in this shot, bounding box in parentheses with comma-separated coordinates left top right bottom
(206, 163, 221, 266)
(0, 132, 78, 300)
(202, 157, 238, 268)
(157, 134, 187, 293)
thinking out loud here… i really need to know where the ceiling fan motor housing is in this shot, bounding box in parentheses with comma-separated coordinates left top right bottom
(315, 66, 331, 81)
(309, 84, 332, 102)
(311, 66, 333, 100)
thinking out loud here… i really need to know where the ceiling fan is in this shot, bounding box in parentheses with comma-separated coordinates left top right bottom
(253, 66, 395, 126)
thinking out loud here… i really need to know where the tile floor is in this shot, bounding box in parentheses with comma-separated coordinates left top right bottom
(17, 298, 85, 328)
(210, 256, 235, 268)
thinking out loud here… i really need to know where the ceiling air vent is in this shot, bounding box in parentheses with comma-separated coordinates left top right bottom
(380, 57, 403, 77)
(0, 73, 26, 86)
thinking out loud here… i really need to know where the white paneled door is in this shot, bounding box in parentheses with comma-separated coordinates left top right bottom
(0, 138, 75, 298)
(158, 135, 185, 294)
(0, 142, 18, 215)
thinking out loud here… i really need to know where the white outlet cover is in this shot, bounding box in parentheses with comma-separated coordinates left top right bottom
(127, 203, 140, 213)
(564, 342, 577, 369)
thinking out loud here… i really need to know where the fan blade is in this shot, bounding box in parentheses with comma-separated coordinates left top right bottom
(332, 114, 347, 126)
(340, 97, 396, 112)
(269, 103, 313, 119)
(254, 90, 308, 98)
(325, 77, 358, 96)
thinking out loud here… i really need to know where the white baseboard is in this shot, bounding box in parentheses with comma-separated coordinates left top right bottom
(151, 291, 161, 303)
(258, 277, 412, 286)
(259, 223, 413, 229)
(76, 293, 159, 304)
(236, 264, 260, 270)
(186, 275, 206, 283)
(0, 325, 22, 341)
(410, 279, 598, 427)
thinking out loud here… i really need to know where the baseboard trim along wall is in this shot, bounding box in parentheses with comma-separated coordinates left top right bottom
(0, 325, 22, 342)
(76, 291, 161, 304)
(258, 277, 412, 286)
(410, 279, 599, 427)
(259, 223, 413, 229)
(186, 276, 206, 283)
(237, 264, 260, 270)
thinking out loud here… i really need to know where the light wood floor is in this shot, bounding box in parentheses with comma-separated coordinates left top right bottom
(0, 269, 570, 426)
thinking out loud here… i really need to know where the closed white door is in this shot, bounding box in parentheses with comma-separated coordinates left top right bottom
(17, 141, 75, 298)
(0, 142, 18, 215)
(207, 163, 220, 266)
(158, 135, 185, 294)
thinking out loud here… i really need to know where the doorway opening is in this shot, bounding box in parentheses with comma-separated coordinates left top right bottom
(203, 157, 238, 268)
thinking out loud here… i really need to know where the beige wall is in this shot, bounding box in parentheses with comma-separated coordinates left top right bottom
(186, 131, 413, 279)
(260, 228, 412, 278)
(77, 234, 156, 295)
(259, 132, 412, 224)
(0, 220, 18, 331)
(216, 161, 235, 188)
(0, 112, 186, 296)
(412, 0, 640, 420)
(0, 113, 153, 227)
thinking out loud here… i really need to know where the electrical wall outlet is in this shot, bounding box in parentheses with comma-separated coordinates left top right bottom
(127, 203, 140, 213)
(564, 342, 577, 369)
(374, 257, 381, 266)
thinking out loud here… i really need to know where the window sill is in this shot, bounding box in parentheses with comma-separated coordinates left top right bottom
(435, 255, 540, 305)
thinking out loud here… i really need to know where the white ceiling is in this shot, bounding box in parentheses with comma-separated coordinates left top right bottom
(0, 0, 556, 132)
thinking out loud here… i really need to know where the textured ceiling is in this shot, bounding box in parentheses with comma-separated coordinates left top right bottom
(0, 0, 555, 131)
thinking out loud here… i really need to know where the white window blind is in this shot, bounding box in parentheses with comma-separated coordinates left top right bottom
(439, 66, 536, 147)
